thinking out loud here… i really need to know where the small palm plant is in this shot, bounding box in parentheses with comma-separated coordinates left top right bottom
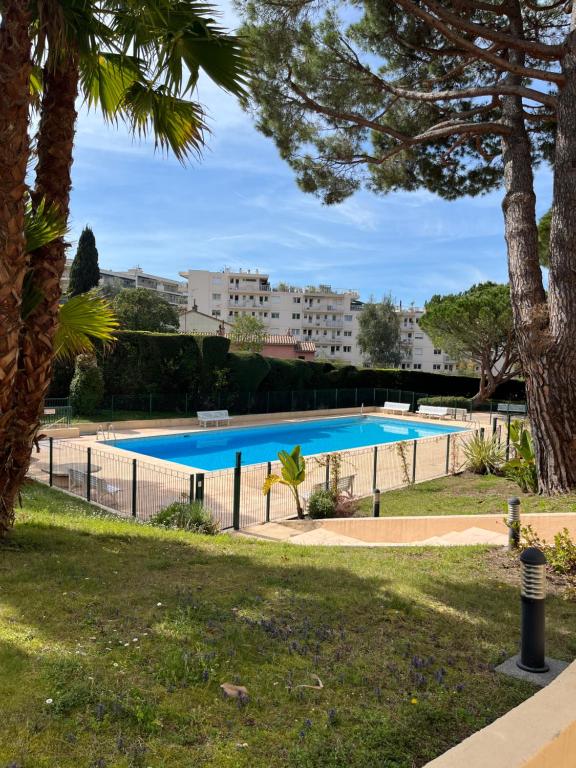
(263, 445, 306, 519)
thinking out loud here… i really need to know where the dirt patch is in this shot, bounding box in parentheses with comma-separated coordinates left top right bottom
(485, 548, 575, 598)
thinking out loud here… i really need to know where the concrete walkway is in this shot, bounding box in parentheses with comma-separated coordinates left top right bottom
(241, 520, 508, 547)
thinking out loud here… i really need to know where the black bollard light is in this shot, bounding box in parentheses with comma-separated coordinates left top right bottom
(373, 488, 381, 518)
(507, 497, 521, 551)
(517, 547, 549, 674)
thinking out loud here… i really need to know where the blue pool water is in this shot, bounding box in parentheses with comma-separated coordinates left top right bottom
(105, 416, 465, 471)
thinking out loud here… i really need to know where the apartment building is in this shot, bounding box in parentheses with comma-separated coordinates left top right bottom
(398, 305, 458, 373)
(179, 268, 364, 364)
(61, 260, 187, 307)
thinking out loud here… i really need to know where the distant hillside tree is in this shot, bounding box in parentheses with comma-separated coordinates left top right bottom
(229, 315, 267, 352)
(420, 283, 519, 403)
(538, 210, 551, 268)
(357, 297, 402, 368)
(113, 288, 179, 332)
(68, 227, 100, 296)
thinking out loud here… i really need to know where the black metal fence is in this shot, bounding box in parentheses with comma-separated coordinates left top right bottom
(84, 387, 430, 419)
(41, 397, 72, 427)
(29, 430, 475, 531)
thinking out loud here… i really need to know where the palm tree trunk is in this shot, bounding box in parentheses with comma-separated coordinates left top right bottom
(0, 54, 79, 532)
(0, 0, 32, 536)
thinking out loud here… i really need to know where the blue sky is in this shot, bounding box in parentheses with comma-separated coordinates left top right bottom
(69, 1, 553, 306)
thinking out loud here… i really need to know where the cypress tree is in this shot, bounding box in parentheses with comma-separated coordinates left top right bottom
(68, 226, 100, 296)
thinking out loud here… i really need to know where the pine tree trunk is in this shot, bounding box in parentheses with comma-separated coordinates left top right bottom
(501, 6, 576, 494)
(0, 54, 79, 532)
(0, 0, 32, 536)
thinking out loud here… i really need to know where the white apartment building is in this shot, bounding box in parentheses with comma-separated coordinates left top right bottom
(61, 260, 188, 307)
(398, 304, 458, 373)
(179, 268, 364, 364)
(179, 268, 459, 371)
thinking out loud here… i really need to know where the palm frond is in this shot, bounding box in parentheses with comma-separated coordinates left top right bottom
(54, 293, 118, 361)
(24, 196, 67, 253)
(120, 81, 207, 160)
(79, 51, 143, 119)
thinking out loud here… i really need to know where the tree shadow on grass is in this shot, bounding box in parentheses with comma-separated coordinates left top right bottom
(2, 510, 576, 768)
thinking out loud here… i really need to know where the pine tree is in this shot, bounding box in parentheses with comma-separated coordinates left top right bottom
(68, 226, 100, 296)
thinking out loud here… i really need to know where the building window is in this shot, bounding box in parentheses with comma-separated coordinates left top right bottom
(344, 331, 352, 337)
(415, 333, 423, 339)
(344, 315, 353, 322)
(343, 345, 352, 353)
(293, 297, 301, 303)
(292, 313, 300, 319)
(292, 329, 300, 335)
(212, 293, 221, 300)
(407, 332, 412, 339)
(271, 312, 279, 318)
(413, 363, 422, 370)
(263, 312, 268, 317)
(212, 310, 221, 317)
(434, 348, 441, 355)
(228, 311, 234, 317)
(433, 363, 441, 370)
(444, 364, 454, 371)
(414, 348, 423, 356)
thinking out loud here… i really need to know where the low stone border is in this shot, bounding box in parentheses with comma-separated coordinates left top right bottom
(424, 660, 576, 767)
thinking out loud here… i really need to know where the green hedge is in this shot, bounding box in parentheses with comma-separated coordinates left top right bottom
(48, 331, 526, 403)
(226, 352, 270, 392)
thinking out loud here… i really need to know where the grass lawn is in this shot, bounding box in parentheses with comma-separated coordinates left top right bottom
(1, 483, 575, 768)
(357, 473, 576, 517)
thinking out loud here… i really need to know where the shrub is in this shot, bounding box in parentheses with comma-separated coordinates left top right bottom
(462, 433, 505, 474)
(504, 420, 538, 493)
(418, 396, 472, 410)
(308, 489, 336, 519)
(521, 526, 576, 576)
(151, 501, 220, 534)
(69, 355, 104, 415)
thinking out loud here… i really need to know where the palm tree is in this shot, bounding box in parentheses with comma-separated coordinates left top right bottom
(263, 446, 307, 520)
(0, 0, 33, 478)
(0, 0, 248, 534)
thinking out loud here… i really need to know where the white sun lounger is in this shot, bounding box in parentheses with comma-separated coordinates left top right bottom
(417, 405, 449, 419)
(382, 401, 411, 415)
(197, 410, 232, 427)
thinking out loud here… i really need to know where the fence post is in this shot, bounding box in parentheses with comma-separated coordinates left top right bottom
(49, 437, 54, 487)
(445, 433, 451, 475)
(372, 446, 378, 489)
(492, 417, 498, 436)
(480, 427, 485, 439)
(86, 447, 92, 501)
(233, 451, 242, 531)
(411, 391, 416, 411)
(265, 461, 271, 523)
(373, 489, 381, 517)
(325, 455, 330, 491)
(506, 412, 512, 460)
(354, 388, 358, 407)
(189, 474, 195, 504)
(149, 393, 153, 416)
(313, 390, 317, 411)
(195, 473, 204, 502)
(131, 459, 137, 518)
(412, 440, 417, 484)
(335, 389, 339, 409)
(373, 387, 376, 405)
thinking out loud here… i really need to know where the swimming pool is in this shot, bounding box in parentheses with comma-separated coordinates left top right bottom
(105, 416, 465, 471)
